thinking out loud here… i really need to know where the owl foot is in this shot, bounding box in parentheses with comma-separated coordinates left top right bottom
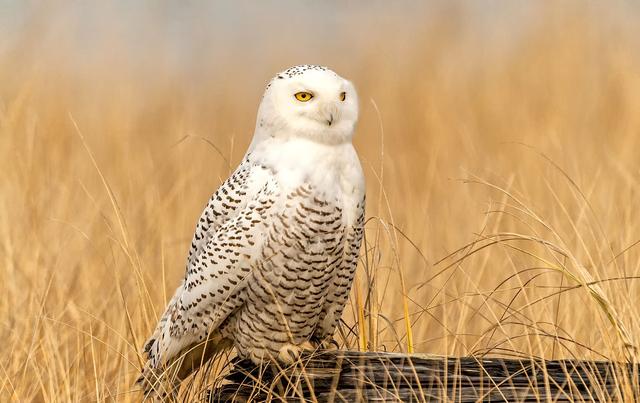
(310, 336, 340, 350)
(277, 341, 315, 364)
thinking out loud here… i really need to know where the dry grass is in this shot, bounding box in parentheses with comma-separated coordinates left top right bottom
(1, 2, 640, 401)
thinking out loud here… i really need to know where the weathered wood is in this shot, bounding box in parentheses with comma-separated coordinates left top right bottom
(208, 350, 639, 402)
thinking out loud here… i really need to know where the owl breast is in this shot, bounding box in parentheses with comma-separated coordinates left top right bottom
(214, 138, 365, 362)
(219, 185, 358, 362)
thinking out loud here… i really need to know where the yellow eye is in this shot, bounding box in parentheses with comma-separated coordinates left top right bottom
(340, 92, 346, 101)
(294, 92, 313, 102)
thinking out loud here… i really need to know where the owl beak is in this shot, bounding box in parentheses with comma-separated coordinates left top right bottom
(320, 102, 339, 126)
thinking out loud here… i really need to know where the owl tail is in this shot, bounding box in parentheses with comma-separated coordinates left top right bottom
(137, 332, 231, 401)
(137, 363, 179, 402)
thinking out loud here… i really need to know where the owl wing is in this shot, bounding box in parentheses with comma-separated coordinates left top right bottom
(186, 158, 261, 268)
(141, 160, 278, 370)
(314, 195, 365, 342)
(143, 159, 259, 346)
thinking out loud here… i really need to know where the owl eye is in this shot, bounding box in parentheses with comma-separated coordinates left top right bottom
(294, 92, 313, 102)
(340, 92, 346, 101)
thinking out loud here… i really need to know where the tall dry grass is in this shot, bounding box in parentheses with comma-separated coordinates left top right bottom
(1, 2, 640, 401)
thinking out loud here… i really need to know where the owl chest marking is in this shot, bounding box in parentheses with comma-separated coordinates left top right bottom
(251, 186, 346, 305)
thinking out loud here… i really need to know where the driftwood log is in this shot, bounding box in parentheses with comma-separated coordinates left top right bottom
(208, 350, 639, 402)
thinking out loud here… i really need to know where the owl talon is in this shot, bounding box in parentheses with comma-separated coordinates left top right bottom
(278, 344, 302, 364)
(277, 341, 317, 364)
(310, 336, 339, 350)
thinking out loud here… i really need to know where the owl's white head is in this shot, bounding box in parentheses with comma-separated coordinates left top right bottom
(249, 65, 359, 149)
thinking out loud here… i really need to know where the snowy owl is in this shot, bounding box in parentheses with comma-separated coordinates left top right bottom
(138, 65, 365, 399)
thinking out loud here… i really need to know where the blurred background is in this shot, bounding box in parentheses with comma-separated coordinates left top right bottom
(2, 1, 640, 401)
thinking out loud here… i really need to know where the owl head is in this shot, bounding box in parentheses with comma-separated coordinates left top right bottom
(250, 65, 359, 148)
